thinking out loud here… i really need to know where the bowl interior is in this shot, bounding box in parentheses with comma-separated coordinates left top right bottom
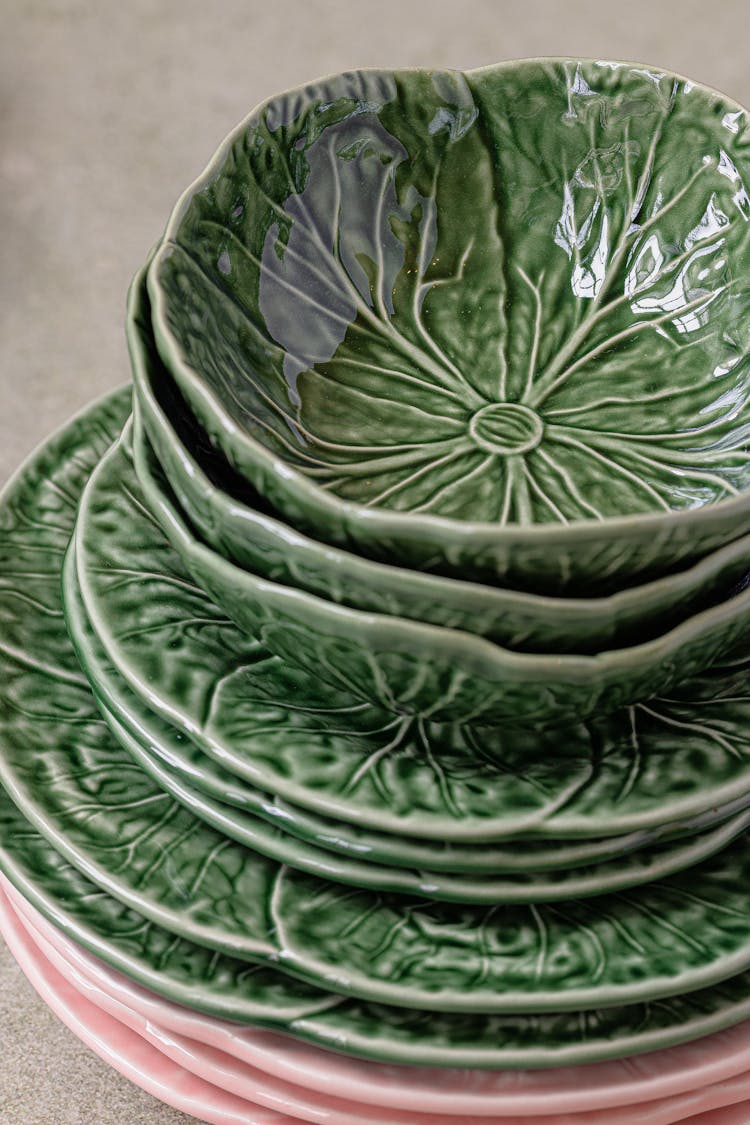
(153, 60, 750, 526)
(132, 273, 750, 650)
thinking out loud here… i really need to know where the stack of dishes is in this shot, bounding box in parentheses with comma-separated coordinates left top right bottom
(3, 57, 750, 1124)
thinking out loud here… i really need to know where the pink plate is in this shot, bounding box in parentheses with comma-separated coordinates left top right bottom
(5, 880, 750, 1125)
(8, 872, 750, 1119)
(0, 883, 292, 1124)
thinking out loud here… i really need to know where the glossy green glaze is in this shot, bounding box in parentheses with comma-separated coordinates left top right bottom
(130, 268, 750, 653)
(109, 706, 750, 905)
(123, 407, 750, 726)
(14, 611, 750, 1018)
(7, 392, 750, 1064)
(148, 60, 750, 590)
(12, 529, 750, 1019)
(106, 715, 750, 902)
(72, 424, 750, 842)
(85, 694, 750, 873)
(11, 794, 750, 1071)
(65, 558, 750, 903)
(68, 544, 750, 877)
(5, 412, 750, 1014)
(0, 384, 131, 679)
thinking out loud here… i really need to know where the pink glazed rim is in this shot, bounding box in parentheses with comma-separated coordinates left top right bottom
(4, 877, 750, 1125)
(8, 871, 750, 1117)
(0, 883, 291, 1125)
(8, 869, 750, 1118)
(4, 884, 750, 1125)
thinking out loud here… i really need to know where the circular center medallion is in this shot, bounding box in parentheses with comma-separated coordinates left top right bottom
(469, 403, 544, 456)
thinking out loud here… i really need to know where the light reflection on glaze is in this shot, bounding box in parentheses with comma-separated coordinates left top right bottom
(159, 60, 750, 524)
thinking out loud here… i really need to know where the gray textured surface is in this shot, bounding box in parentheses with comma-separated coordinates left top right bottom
(2, 1, 750, 1121)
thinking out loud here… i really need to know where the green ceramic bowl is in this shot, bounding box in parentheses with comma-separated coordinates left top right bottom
(130, 403, 750, 727)
(148, 59, 750, 592)
(130, 267, 750, 656)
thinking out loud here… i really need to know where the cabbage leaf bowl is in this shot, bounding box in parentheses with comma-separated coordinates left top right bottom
(148, 58, 750, 591)
(130, 264, 750, 656)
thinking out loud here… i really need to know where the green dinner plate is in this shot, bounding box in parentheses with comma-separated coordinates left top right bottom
(104, 707, 750, 902)
(7, 390, 750, 1065)
(14, 555, 750, 1016)
(72, 425, 750, 843)
(124, 408, 750, 727)
(64, 552, 750, 903)
(2, 421, 750, 1013)
(130, 265, 750, 655)
(148, 60, 750, 591)
(9, 789, 750, 1072)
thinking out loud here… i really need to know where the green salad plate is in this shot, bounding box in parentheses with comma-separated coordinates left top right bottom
(14, 503, 750, 1017)
(63, 543, 750, 903)
(148, 60, 750, 592)
(71, 422, 750, 842)
(66, 535, 750, 878)
(131, 267, 750, 657)
(11, 785, 750, 1072)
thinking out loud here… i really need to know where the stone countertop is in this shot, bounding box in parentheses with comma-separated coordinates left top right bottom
(2, 1, 750, 1121)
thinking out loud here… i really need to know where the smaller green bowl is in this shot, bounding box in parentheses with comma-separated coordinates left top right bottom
(131, 400, 750, 728)
(129, 266, 750, 658)
(148, 60, 750, 592)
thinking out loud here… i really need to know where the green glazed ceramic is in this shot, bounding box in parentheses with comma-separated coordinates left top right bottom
(123, 406, 750, 726)
(104, 710, 750, 902)
(65, 556, 750, 903)
(15, 528, 750, 1019)
(71, 422, 750, 842)
(67, 542, 750, 878)
(7, 421, 750, 1014)
(130, 267, 750, 656)
(13, 583, 750, 1018)
(12, 794, 750, 1072)
(148, 60, 750, 592)
(9, 392, 750, 1063)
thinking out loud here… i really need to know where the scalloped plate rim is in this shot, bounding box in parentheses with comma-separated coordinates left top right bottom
(75, 419, 750, 841)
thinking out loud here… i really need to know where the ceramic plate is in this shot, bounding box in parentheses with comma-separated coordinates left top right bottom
(10, 393, 750, 1061)
(13, 876, 750, 1121)
(88, 687, 750, 873)
(148, 60, 750, 592)
(69, 426, 750, 842)
(10, 887, 750, 1125)
(5, 433, 750, 1014)
(16, 629, 750, 1016)
(123, 415, 750, 727)
(60, 475, 750, 887)
(64, 551, 750, 904)
(9, 770, 750, 1071)
(98, 679, 750, 904)
(130, 265, 750, 658)
(0, 406, 744, 1012)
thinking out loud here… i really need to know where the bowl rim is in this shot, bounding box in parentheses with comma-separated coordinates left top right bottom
(75, 409, 750, 824)
(130, 266, 750, 633)
(126, 399, 750, 711)
(148, 56, 750, 550)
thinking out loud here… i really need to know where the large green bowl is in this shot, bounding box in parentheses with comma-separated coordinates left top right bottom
(127, 404, 750, 727)
(148, 59, 750, 592)
(130, 267, 750, 656)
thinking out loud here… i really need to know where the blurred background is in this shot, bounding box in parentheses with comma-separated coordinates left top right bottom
(1, 1, 749, 1120)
